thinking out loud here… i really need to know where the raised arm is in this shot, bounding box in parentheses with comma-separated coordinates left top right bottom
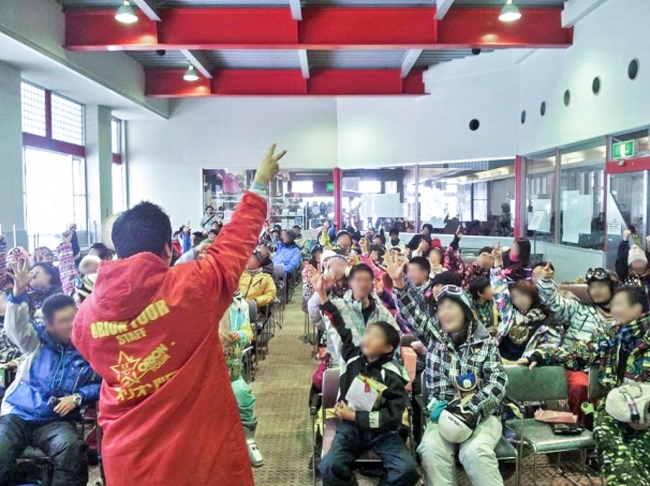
(384, 252, 439, 345)
(181, 145, 286, 299)
(5, 259, 40, 354)
(615, 233, 631, 281)
(57, 230, 79, 295)
(0, 235, 6, 291)
(490, 245, 512, 318)
(536, 277, 582, 327)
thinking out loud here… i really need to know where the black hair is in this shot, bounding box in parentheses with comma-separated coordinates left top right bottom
(337, 230, 352, 241)
(370, 244, 385, 258)
(42, 293, 75, 324)
(206, 205, 214, 211)
(422, 224, 434, 234)
(389, 228, 399, 237)
(614, 285, 650, 313)
(478, 246, 494, 256)
(349, 263, 374, 280)
(208, 229, 219, 237)
(533, 261, 555, 272)
(112, 201, 172, 259)
(89, 242, 112, 260)
(368, 321, 400, 353)
(193, 233, 207, 247)
(32, 263, 61, 288)
(408, 256, 431, 274)
(469, 277, 491, 300)
(293, 225, 301, 231)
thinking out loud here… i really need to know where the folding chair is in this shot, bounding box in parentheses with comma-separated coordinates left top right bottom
(505, 365, 595, 486)
(272, 264, 286, 325)
(315, 367, 383, 486)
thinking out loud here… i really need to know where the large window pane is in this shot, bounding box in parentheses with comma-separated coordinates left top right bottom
(21, 82, 46, 137)
(525, 153, 556, 242)
(24, 148, 76, 251)
(559, 144, 606, 249)
(51, 93, 85, 146)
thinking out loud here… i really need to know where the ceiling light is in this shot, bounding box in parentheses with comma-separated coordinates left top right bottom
(183, 65, 200, 82)
(499, 0, 522, 22)
(115, 0, 138, 24)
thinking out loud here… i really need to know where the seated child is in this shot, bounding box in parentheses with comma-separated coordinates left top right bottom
(219, 291, 263, 467)
(312, 271, 419, 486)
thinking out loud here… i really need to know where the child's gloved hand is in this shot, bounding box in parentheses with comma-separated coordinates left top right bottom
(429, 400, 449, 424)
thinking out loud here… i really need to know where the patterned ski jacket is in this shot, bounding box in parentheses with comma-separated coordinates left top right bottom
(536, 277, 610, 349)
(491, 267, 561, 359)
(533, 313, 650, 392)
(395, 282, 507, 423)
(444, 239, 490, 290)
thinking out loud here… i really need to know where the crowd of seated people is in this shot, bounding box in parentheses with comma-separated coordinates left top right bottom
(299, 219, 650, 486)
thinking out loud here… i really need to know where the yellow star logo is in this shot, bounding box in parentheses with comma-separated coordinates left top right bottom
(110, 351, 142, 387)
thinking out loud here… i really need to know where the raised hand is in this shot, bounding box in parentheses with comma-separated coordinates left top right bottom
(456, 225, 463, 240)
(9, 258, 31, 296)
(359, 237, 370, 256)
(623, 229, 632, 241)
(254, 143, 287, 186)
(381, 252, 407, 286)
(375, 278, 384, 296)
(541, 261, 554, 280)
(61, 229, 73, 244)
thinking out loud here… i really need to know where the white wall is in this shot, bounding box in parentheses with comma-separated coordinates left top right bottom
(127, 97, 338, 226)
(518, 0, 650, 154)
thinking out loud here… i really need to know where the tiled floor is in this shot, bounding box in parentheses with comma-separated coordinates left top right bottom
(251, 294, 602, 486)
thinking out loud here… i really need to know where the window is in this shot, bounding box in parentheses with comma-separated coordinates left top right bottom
(559, 144, 605, 249)
(358, 180, 381, 194)
(291, 180, 314, 194)
(51, 93, 85, 146)
(23, 148, 87, 251)
(21, 81, 88, 250)
(525, 153, 556, 242)
(21, 82, 47, 137)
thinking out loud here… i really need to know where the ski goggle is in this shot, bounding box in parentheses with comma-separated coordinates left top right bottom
(586, 268, 609, 283)
(438, 285, 473, 310)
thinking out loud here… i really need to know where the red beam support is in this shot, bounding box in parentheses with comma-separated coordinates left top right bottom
(144, 69, 425, 97)
(23, 133, 87, 158)
(439, 7, 572, 48)
(604, 155, 650, 174)
(65, 7, 571, 51)
(333, 167, 342, 230)
(514, 155, 524, 238)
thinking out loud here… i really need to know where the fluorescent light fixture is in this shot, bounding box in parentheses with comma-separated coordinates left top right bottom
(115, 0, 138, 24)
(183, 65, 200, 82)
(499, 0, 522, 22)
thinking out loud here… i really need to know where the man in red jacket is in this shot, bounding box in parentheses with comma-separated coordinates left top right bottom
(72, 145, 286, 486)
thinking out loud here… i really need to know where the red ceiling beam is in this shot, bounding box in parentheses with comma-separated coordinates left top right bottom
(65, 7, 571, 51)
(439, 7, 573, 48)
(145, 69, 425, 97)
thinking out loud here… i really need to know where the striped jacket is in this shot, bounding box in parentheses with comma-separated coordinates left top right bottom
(395, 282, 507, 422)
(536, 277, 610, 349)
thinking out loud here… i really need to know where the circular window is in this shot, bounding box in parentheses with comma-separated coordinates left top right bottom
(520, 110, 526, 124)
(592, 76, 601, 95)
(563, 89, 571, 107)
(629, 59, 640, 80)
(540, 101, 546, 116)
(469, 119, 480, 131)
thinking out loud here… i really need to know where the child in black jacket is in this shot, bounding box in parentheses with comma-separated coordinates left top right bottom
(311, 270, 419, 486)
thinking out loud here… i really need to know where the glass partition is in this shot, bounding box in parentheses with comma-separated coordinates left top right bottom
(525, 152, 556, 242)
(559, 144, 606, 249)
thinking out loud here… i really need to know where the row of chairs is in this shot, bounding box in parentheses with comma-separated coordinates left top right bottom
(311, 362, 602, 486)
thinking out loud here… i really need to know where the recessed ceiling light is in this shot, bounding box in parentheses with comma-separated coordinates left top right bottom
(499, 0, 522, 22)
(115, 0, 138, 24)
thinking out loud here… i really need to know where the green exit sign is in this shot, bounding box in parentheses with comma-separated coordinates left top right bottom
(612, 140, 635, 159)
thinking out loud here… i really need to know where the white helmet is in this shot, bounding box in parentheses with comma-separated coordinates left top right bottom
(606, 383, 650, 425)
(438, 409, 474, 444)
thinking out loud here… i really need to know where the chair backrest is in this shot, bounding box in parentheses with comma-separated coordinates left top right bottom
(321, 367, 341, 409)
(505, 365, 568, 403)
(401, 347, 418, 393)
(247, 300, 257, 323)
(273, 263, 286, 280)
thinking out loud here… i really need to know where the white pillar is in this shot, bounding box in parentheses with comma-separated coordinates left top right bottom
(0, 62, 27, 247)
(85, 105, 113, 240)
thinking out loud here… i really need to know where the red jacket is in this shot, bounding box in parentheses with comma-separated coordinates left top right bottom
(72, 192, 266, 486)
